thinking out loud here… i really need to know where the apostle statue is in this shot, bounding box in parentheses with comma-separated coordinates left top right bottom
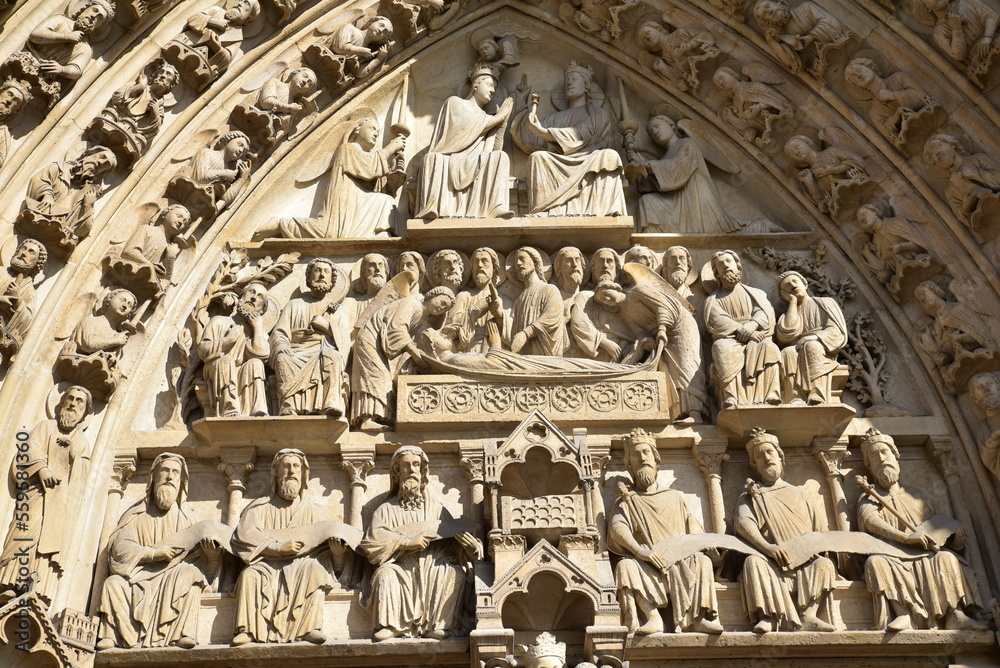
(273, 117, 404, 239)
(270, 258, 349, 417)
(97, 454, 226, 650)
(449, 247, 512, 352)
(2, 0, 115, 108)
(509, 247, 564, 356)
(587, 247, 621, 287)
(415, 64, 513, 220)
(736, 428, 836, 633)
(0, 239, 46, 366)
(233, 449, 361, 645)
(857, 429, 985, 631)
(552, 246, 600, 359)
(428, 249, 466, 293)
(55, 288, 138, 400)
(704, 250, 781, 408)
(361, 446, 481, 640)
(511, 62, 626, 217)
(593, 264, 708, 423)
(774, 271, 847, 404)
(88, 60, 180, 167)
(661, 245, 696, 302)
(336, 253, 389, 333)
(351, 283, 455, 431)
(198, 282, 270, 417)
(610, 429, 723, 635)
(17, 147, 118, 254)
(0, 386, 92, 602)
(923, 133, 1000, 226)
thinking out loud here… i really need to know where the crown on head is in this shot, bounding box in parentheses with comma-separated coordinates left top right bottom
(469, 62, 499, 81)
(626, 427, 655, 449)
(1, 78, 32, 103)
(520, 632, 566, 664)
(566, 60, 593, 80)
(745, 426, 778, 454)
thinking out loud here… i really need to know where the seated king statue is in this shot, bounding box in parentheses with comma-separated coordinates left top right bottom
(511, 62, 626, 217)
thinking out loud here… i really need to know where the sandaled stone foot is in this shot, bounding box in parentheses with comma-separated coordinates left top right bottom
(635, 619, 664, 635)
(753, 617, 774, 634)
(800, 615, 835, 632)
(424, 629, 448, 639)
(232, 632, 253, 646)
(887, 613, 913, 631)
(175, 636, 196, 649)
(688, 617, 724, 634)
(96, 638, 116, 651)
(360, 419, 390, 432)
(373, 627, 398, 642)
(945, 609, 987, 631)
(303, 630, 326, 644)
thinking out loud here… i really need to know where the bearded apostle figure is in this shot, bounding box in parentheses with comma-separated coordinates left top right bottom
(97, 454, 225, 650)
(610, 429, 723, 635)
(416, 64, 513, 220)
(361, 446, 481, 641)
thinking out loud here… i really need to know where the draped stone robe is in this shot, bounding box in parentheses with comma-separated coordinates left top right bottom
(511, 279, 564, 356)
(449, 285, 513, 353)
(360, 494, 467, 637)
(636, 137, 742, 234)
(858, 484, 981, 628)
(704, 283, 780, 406)
(270, 295, 348, 416)
(613, 283, 708, 417)
(776, 296, 847, 403)
(736, 479, 835, 629)
(512, 102, 626, 216)
(233, 495, 337, 643)
(0, 268, 36, 356)
(609, 488, 717, 629)
(199, 314, 268, 417)
(26, 16, 93, 80)
(24, 162, 98, 237)
(280, 141, 396, 239)
(416, 95, 511, 219)
(0, 420, 90, 600)
(99, 502, 212, 647)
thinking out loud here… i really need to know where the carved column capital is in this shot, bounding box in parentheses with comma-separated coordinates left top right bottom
(218, 446, 257, 493)
(926, 437, 959, 480)
(341, 459, 375, 490)
(812, 438, 850, 480)
(693, 441, 729, 480)
(460, 457, 484, 486)
(109, 454, 137, 497)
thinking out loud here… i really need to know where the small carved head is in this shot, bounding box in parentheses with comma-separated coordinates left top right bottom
(662, 245, 693, 288)
(430, 249, 465, 290)
(102, 288, 138, 324)
(712, 66, 739, 92)
(223, 0, 261, 25)
(588, 248, 621, 286)
(518, 632, 566, 668)
(859, 428, 900, 487)
(753, 0, 791, 28)
(363, 16, 393, 43)
(286, 67, 317, 96)
(390, 445, 429, 508)
(357, 253, 389, 294)
(624, 428, 660, 488)
(856, 201, 887, 232)
(424, 285, 456, 316)
(636, 21, 667, 52)
(513, 246, 544, 284)
(784, 135, 819, 164)
(468, 65, 498, 106)
(711, 250, 742, 289)
(158, 203, 191, 236)
(417, 327, 454, 359)
(271, 449, 309, 499)
(215, 131, 251, 162)
(238, 282, 268, 318)
(913, 280, 946, 315)
(10, 239, 47, 277)
(147, 453, 189, 509)
(646, 114, 678, 149)
(305, 257, 336, 296)
(746, 427, 784, 482)
(470, 28, 498, 60)
(469, 247, 500, 288)
(393, 251, 426, 286)
(552, 246, 585, 290)
(923, 133, 962, 172)
(57, 385, 92, 432)
(970, 372, 1000, 413)
(70, 0, 115, 35)
(623, 245, 657, 270)
(777, 270, 810, 302)
(349, 117, 380, 151)
(75, 146, 118, 183)
(844, 58, 881, 92)
(564, 61, 593, 101)
(149, 61, 180, 97)
(0, 78, 31, 121)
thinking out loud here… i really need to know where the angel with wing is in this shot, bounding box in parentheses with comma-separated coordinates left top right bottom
(713, 63, 794, 147)
(915, 279, 1000, 392)
(631, 108, 781, 234)
(635, 12, 721, 93)
(784, 129, 874, 219)
(230, 66, 318, 154)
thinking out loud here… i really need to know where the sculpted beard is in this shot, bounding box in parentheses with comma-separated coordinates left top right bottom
(761, 463, 782, 483)
(154, 481, 178, 510)
(634, 464, 657, 489)
(398, 476, 424, 509)
(367, 274, 386, 291)
(875, 461, 899, 488)
(280, 477, 300, 500)
(669, 268, 688, 287)
(9, 255, 35, 275)
(721, 268, 741, 289)
(57, 404, 83, 431)
(978, 393, 1000, 412)
(308, 276, 333, 296)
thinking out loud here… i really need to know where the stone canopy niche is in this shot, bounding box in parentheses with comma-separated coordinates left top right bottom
(474, 411, 626, 668)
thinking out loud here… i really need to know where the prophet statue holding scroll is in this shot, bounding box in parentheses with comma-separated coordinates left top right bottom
(511, 62, 626, 217)
(97, 454, 228, 650)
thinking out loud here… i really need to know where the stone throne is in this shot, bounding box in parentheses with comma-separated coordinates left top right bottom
(471, 410, 627, 668)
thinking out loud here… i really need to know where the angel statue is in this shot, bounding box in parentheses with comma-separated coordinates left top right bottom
(923, 132, 1000, 240)
(911, 0, 1000, 87)
(844, 56, 945, 154)
(852, 197, 944, 302)
(753, 0, 857, 82)
(469, 28, 521, 74)
(377, 0, 464, 45)
(161, 0, 262, 92)
(784, 130, 874, 219)
(305, 15, 394, 89)
(166, 130, 253, 218)
(629, 109, 782, 234)
(558, 0, 640, 42)
(915, 279, 1000, 393)
(636, 13, 721, 93)
(712, 63, 794, 147)
(254, 113, 405, 239)
(230, 66, 318, 154)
